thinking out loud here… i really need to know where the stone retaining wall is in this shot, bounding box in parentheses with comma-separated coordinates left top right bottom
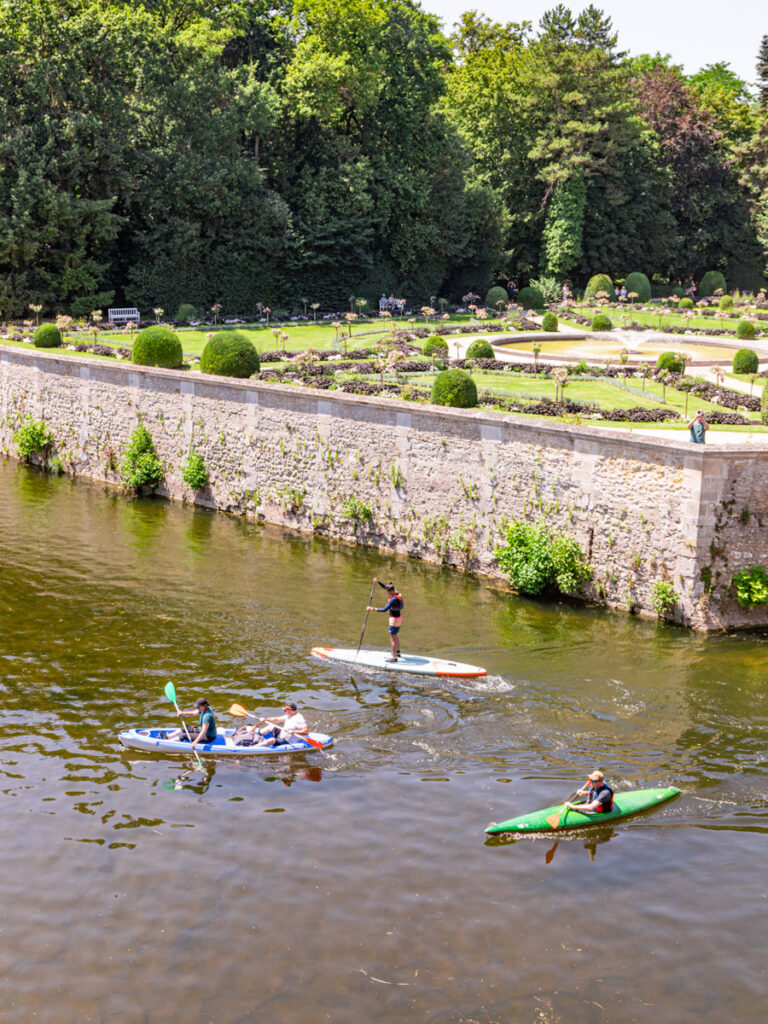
(2, 345, 767, 630)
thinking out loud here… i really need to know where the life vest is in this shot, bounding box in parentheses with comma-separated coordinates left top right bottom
(588, 783, 613, 812)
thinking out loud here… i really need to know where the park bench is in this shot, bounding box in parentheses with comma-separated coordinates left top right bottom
(108, 307, 140, 324)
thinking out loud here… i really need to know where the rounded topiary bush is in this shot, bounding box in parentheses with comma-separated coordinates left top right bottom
(657, 351, 684, 373)
(517, 285, 545, 310)
(699, 270, 727, 298)
(200, 330, 259, 378)
(430, 368, 478, 408)
(176, 302, 197, 324)
(132, 325, 183, 368)
(624, 272, 651, 303)
(541, 311, 559, 332)
(584, 274, 616, 302)
(736, 320, 757, 341)
(33, 324, 62, 348)
(733, 348, 758, 373)
(485, 285, 509, 310)
(591, 313, 613, 331)
(423, 335, 449, 357)
(679, 297, 694, 309)
(465, 338, 494, 359)
(719, 294, 734, 310)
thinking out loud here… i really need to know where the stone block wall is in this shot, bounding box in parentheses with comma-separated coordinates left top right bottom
(2, 346, 768, 630)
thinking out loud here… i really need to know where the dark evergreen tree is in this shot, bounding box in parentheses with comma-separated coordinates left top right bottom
(757, 34, 768, 108)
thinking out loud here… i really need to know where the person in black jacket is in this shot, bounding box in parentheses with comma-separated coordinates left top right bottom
(565, 770, 614, 814)
(367, 578, 404, 661)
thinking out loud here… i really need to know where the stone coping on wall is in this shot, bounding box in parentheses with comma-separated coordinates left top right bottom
(4, 343, 768, 464)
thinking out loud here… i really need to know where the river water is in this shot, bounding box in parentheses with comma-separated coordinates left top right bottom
(1, 460, 766, 1023)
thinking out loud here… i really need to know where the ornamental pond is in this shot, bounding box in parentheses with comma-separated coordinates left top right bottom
(2, 459, 767, 1024)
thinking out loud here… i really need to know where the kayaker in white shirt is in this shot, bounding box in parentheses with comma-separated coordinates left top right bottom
(255, 701, 309, 747)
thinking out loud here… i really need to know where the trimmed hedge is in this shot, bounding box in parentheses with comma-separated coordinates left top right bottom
(541, 312, 558, 332)
(699, 270, 727, 298)
(485, 286, 509, 309)
(584, 273, 615, 302)
(33, 324, 62, 348)
(624, 271, 651, 303)
(733, 348, 758, 373)
(430, 368, 478, 408)
(517, 285, 545, 310)
(736, 320, 757, 340)
(132, 326, 183, 368)
(657, 351, 685, 372)
(762, 380, 768, 425)
(591, 313, 613, 331)
(465, 338, 495, 359)
(719, 294, 734, 310)
(200, 330, 260, 378)
(176, 302, 197, 324)
(423, 335, 449, 357)
(679, 297, 694, 309)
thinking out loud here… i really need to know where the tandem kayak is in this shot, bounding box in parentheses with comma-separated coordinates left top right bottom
(119, 727, 334, 756)
(485, 786, 680, 834)
(311, 646, 487, 678)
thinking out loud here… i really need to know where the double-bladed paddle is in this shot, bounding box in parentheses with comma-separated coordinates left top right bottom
(545, 792, 581, 830)
(164, 680, 205, 771)
(227, 702, 324, 750)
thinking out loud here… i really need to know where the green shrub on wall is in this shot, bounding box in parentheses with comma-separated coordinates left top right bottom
(584, 274, 615, 301)
(657, 351, 684, 372)
(181, 450, 209, 490)
(121, 423, 163, 493)
(733, 348, 758, 373)
(624, 272, 651, 302)
(33, 324, 62, 348)
(591, 313, 612, 331)
(732, 566, 768, 607)
(494, 520, 591, 596)
(132, 326, 183, 368)
(698, 270, 727, 297)
(200, 331, 259, 378)
(736, 320, 757, 340)
(423, 335, 449, 357)
(485, 286, 508, 309)
(541, 312, 558, 332)
(465, 338, 494, 359)
(13, 417, 53, 461)
(650, 579, 679, 615)
(430, 368, 477, 408)
(517, 286, 545, 310)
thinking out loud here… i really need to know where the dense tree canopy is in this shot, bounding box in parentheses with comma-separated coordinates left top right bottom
(0, 0, 767, 318)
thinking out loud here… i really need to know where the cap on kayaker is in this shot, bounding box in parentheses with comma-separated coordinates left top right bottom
(385, 582, 396, 592)
(194, 697, 209, 708)
(588, 770, 605, 781)
(284, 701, 298, 711)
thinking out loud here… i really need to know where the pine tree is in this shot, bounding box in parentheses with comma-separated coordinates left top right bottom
(758, 34, 768, 107)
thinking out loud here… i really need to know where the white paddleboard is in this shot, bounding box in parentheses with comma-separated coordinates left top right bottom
(311, 646, 487, 678)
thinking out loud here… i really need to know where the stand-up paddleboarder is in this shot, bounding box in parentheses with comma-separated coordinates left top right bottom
(367, 578, 404, 662)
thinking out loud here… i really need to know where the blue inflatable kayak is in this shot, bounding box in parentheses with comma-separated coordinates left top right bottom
(119, 727, 334, 756)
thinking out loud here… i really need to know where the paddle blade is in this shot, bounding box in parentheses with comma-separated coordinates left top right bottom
(302, 735, 324, 750)
(545, 811, 562, 830)
(227, 703, 251, 717)
(164, 681, 177, 704)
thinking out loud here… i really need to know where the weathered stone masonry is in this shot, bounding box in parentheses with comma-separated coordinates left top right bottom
(2, 345, 767, 630)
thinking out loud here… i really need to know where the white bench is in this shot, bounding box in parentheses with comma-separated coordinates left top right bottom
(108, 307, 140, 324)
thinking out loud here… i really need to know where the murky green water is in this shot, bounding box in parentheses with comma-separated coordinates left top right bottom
(1, 460, 767, 1023)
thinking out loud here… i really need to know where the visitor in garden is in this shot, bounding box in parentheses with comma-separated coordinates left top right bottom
(367, 578, 404, 661)
(507, 280, 517, 301)
(688, 410, 709, 444)
(564, 770, 614, 815)
(562, 282, 571, 302)
(166, 697, 217, 746)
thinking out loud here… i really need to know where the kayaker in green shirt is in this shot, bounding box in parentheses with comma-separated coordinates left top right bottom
(166, 697, 217, 748)
(688, 410, 708, 444)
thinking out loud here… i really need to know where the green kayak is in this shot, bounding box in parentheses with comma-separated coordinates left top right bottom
(485, 786, 680, 835)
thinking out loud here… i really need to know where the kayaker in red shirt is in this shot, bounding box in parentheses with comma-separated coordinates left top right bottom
(565, 770, 614, 814)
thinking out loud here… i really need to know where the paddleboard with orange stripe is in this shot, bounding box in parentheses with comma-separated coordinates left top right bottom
(311, 646, 487, 678)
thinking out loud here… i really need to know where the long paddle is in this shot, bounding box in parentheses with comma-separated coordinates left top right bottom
(227, 703, 324, 750)
(164, 680, 205, 770)
(545, 791, 582, 831)
(354, 579, 378, 662)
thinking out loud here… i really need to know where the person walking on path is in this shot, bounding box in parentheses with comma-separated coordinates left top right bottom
(367, 578, 404, 661)
(688, 409, 709, 444)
